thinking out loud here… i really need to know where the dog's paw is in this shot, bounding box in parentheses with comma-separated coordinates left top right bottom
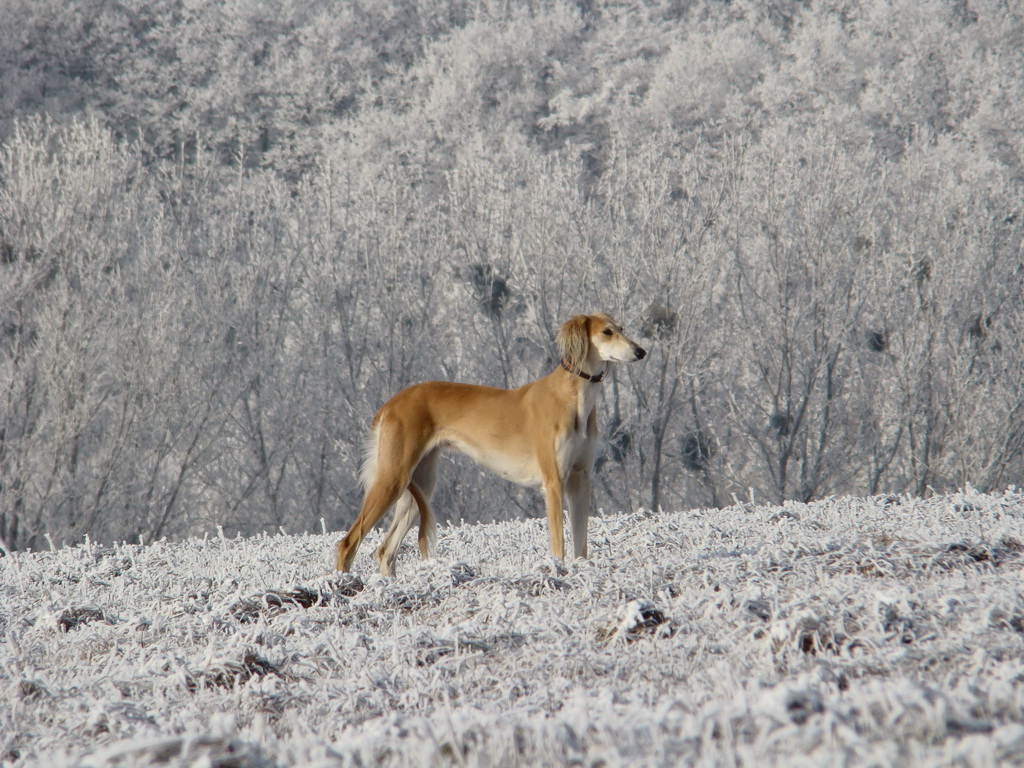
(537, 557, 569, 577)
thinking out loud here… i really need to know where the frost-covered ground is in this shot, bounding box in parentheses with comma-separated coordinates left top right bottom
(2, 491, 1024, 767)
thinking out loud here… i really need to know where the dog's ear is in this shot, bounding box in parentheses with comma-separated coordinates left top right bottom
(557, 315, 590, 372)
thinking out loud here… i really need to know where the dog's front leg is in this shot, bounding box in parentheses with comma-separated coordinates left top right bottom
(565, 467, 591, 559)
(541, 474, 565, 560)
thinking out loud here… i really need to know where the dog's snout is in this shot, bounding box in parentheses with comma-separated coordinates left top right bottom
(635, 346, 647, 360)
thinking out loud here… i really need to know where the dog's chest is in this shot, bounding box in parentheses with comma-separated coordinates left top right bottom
(556, 399, 597, 474)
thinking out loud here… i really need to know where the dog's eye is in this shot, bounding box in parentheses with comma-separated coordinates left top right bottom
(602, 329, 613, 336)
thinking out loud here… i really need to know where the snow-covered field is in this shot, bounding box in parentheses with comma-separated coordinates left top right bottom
(2, 491, 1023, 767)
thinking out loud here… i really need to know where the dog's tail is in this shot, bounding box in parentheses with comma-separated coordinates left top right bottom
(359, 423, 381, 492)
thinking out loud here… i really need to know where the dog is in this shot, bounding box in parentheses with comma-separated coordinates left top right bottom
(335, 313, 647, 575)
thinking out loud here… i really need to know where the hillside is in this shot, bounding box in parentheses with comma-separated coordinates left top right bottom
(2, 491, 1023, 766)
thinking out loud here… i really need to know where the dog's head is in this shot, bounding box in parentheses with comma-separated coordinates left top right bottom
(557, 313, 647, 375)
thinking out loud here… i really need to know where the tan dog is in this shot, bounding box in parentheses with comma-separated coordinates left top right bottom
(335, 313, 647, 575)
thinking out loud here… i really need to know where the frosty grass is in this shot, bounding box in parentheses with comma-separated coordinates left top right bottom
(2, 490, 1023, 767)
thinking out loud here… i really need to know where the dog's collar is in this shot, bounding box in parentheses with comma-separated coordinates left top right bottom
(561, 359, 605, 383)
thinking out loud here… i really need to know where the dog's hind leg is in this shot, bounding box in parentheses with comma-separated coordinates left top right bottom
(375, 448, 439, 576)
(411, 448, 439, 558)
(336, 420, 425, 573)
(336, 478, 404, 572)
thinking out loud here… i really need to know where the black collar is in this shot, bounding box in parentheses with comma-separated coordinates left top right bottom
(561, 359, 605, 383)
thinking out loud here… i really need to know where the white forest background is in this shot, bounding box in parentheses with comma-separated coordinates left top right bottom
(0, 0, 1022, 550)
